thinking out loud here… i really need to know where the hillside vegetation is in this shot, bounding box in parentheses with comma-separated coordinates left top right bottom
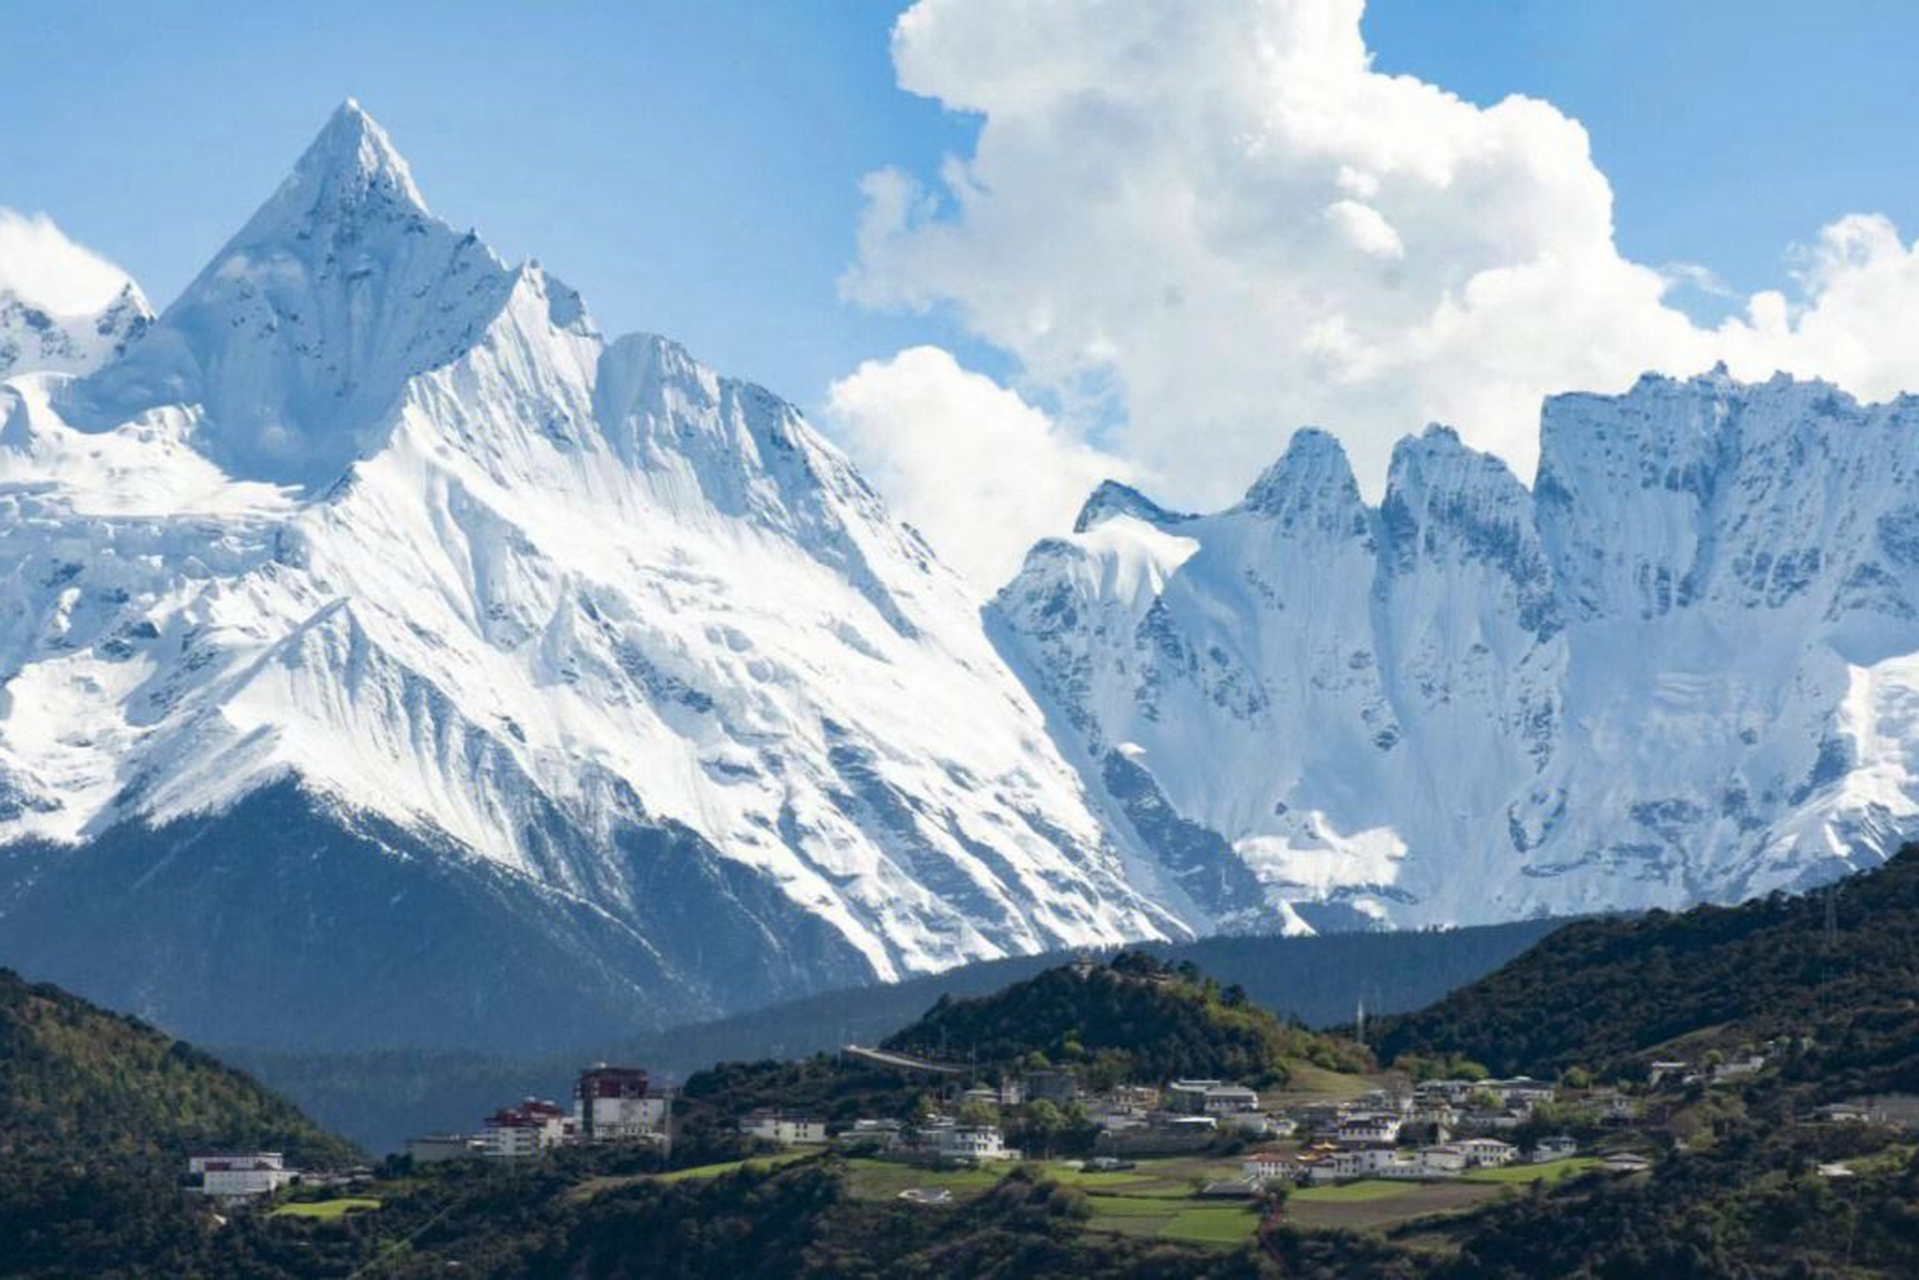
(884, 951, 1366, 1085)
(0, 967, 351, 1169)
(1375, 848, 1919, 1088)
(0, 968, 356, 1277)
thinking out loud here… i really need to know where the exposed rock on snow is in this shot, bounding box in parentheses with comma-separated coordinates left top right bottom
(995, 367, 1919, 929)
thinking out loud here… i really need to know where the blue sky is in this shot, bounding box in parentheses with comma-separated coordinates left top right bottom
(5, 0, 1914, 419)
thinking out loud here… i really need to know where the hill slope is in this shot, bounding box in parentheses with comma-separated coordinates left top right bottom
(1375, 845, 1919, 1087)
(0, 966, 351, 1169)
(881, 951, 1363, 1084)
(0, 969, 353, 1278)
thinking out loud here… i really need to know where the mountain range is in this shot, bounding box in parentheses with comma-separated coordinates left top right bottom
(995, 371, 1919, 930)
(2, 102, 1916, 1052)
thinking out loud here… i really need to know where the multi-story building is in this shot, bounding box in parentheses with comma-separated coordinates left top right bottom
(926, 1124, 1017, 1163)
(741, 1110, 828, 1146)
(189, 1152, 300, 1198)
(1443, 1138, 1518, 1168)
(1165, 1080, 1223, 1114)
(1202, 1085, 1260, 1115)
(1334, 1112, 1402, 1145)
(575, 1065, 668, 1141)
(482, 1100, 575, 1158)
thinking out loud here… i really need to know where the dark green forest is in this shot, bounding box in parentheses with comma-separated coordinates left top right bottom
(1376, 848, 1919, 1091)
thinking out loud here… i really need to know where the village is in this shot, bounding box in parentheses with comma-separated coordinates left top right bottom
(165, 996, 1919, 1263)
(184, 1040, 1859, 1219)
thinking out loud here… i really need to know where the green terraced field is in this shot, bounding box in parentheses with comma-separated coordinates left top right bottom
(1291, 1179, 1418, 1203)
(1160, 1206, 1260, 1244)
(269, 1197, 381, 1220)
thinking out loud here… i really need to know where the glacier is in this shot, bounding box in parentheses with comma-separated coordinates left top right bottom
(0, 103, 1185, 1049)
(994, 371, 1919, 931)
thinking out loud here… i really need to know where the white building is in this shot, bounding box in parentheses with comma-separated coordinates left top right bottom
(190, 1152, 299, 1198)
(1334, 1113, 1402, 1145)
(1202, 1085, 1260, 1115)
(482, 1100, 575, 1158)
(1487, 1077, 1557, 1107)
(1165, 1080, 1221, 1113)
(928, 1124, 1017, 1163)
(580, 1093, 669, 1141)
(574, 1066, 667, 1142)
(1532, 1136, 1579, 1163)
(742, 1111, 828, 1146)
(1241, 1149, 1302, 1183)
(1445, 1139, 1518, 1168)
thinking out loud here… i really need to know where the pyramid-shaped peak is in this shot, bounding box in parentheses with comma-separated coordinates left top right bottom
(285, 98, 427, 212)
(1241, 427, 1360, 517)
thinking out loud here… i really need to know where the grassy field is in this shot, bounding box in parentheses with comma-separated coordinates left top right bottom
(751, 1151, 1526, 1243)
(569, 1150, 815, 1201)
(1284, 1181, 1502, 1232)
(1291, 1179, 1417, 1203)
(1463, 1157, 1601, 1184)
(1267, 1061, 1383, 1103)
(1082, 1195, 1260, 1247)
(843, 1158, 1005, 1201)
(1084, 1194, 1179, 1217)
(1038, 1165, 1158, 1191)
(1160, 1205, 1260, 1245)
(269, 1197, 381, 1220)
(653, 1151, 813, 1183)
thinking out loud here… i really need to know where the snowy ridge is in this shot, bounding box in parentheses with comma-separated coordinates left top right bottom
(0, 281, 152, 382)
(995, 367, 1919, 931)
(0, 104, 1180, 1043)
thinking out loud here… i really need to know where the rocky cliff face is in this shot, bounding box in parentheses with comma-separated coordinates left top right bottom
(994, 368, 1919, 930)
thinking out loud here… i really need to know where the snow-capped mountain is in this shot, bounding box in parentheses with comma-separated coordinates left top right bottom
(994, 369, 1919, 932)
(0, 280, 152, 381)
(0, 103, 1183, 1051)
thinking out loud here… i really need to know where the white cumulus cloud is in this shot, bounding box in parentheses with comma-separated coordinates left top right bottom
(840, 0, 1919, 521)
(0, 209, 137, 317)
(827, 345, 1135, 595)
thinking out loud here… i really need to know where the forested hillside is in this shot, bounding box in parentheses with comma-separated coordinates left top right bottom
(1375, 847, 1919, 1088)
(0, 968, 351, 1168)
(883, 952, 1365, 1084)
(0, 968, 354, 1277)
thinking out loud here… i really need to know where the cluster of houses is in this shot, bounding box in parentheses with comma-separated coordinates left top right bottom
(725, 1062, 1591, 1184)
(1224, 1077, 1587, 1187)
(741, 1109, 1025, 1164)
(184, 1151, 374, 1201)
(407, 1064, 672, 1164)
